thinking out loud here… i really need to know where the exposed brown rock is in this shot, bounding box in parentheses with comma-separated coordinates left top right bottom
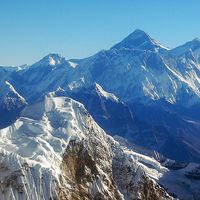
(59, 135, 123, 200)
(57, 110, 173, 200)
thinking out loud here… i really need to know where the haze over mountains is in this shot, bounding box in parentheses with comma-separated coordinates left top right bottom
(1, 29, 200, 199)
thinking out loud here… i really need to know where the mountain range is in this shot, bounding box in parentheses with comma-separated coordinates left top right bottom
(1, 29, 200, 199)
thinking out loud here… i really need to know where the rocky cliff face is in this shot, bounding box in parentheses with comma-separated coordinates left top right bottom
(59, 138, 173, 200)
(59, 131, 172, 200)
(59, 140, 122, 200)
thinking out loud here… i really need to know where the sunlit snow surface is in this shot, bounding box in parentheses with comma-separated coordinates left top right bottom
(0, 97, 86, 199)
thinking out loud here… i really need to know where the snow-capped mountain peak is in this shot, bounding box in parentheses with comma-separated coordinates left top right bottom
(33, 53, 67, 68)
(111, 29, 169, 51)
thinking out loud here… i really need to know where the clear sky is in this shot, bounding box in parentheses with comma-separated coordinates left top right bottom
(0, 0, 200, 66)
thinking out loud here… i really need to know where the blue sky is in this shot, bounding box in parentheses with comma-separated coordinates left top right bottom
(0, 0, 200, 66)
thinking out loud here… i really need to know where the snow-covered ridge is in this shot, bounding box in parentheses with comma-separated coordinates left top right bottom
(68, 60, 78, 68)
(32, 53, 68, 69)
(95, 83, 119, 102)
(5, 81, 26, 104)
(0, 81, 27, 112)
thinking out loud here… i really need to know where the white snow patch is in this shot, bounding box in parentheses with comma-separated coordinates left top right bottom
(95, 83, 119, 102)
(68, 61, 78, 68)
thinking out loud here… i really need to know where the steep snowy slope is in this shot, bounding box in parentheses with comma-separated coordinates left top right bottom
(0, 96, 177, 200)
(0, 80, 27, 128)
(2, 81, 27, 110)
